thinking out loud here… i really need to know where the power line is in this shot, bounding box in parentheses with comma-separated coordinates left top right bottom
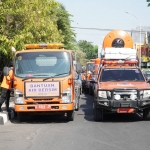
(71, 26, 146, 34)
(76, 33, 106, 35)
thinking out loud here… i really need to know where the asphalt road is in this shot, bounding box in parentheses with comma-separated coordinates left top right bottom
(1, 94, 150, 150)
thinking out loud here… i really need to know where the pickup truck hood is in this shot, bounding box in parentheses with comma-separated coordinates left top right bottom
(99, 81, 150, 90)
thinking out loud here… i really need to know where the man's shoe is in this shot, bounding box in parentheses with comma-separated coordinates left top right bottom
(0, 108, 3, 112)
(6, 108, 11, 112)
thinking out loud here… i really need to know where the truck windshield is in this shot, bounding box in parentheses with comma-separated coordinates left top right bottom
(100, 68, 145, 82)
(15, 51, 71, 78)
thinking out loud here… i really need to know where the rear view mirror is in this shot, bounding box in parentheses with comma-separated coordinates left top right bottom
(73, 72, 79, 80)
(146, 78, 150, 83)
(3, 67, 9, 76)
(76, 74, 79, 80)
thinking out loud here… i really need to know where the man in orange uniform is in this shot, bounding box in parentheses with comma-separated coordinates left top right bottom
(0, 62, 14, 112)
(81, 73, 85, 81)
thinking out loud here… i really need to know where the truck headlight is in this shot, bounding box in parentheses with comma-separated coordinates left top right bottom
(142, 90, 150, 99)
(98, 91, 107, 98)
(114, 94, 120, 100)
(14, 88, 24, 104)
(130, 94, 137, 100)
(62, 87, 72, 103)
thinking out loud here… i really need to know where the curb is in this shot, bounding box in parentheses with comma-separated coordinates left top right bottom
(0, 97, 15, 125)
(0, 112, 8, 125)
(0, 110, 15, 125)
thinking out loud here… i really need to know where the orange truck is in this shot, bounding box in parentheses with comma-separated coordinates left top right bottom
(85, 61, 95, 94)
(3, 43, 82, 122)
(94, 29, 150, 121)
(87, 58, 101, 95)
(92, 58, 101, 98)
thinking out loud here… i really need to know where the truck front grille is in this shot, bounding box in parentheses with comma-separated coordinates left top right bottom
(113, 88, 138, 101)
(33, 98, 53, 101)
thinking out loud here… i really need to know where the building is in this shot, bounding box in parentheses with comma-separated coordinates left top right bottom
(132, 26, 150, 68)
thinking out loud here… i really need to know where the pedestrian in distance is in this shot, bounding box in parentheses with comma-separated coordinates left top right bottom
(0, 62, 14, 112)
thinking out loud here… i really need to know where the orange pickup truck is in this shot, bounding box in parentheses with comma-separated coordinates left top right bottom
(94, 30, 150, 121)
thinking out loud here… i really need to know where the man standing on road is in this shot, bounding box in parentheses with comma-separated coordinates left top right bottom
(0, 62, 14, 112)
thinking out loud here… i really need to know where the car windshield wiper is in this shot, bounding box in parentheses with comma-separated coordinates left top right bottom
(43, 72, 69, 81)
(103, 79, 144, 82)
(22, 77, 36, 81)
(22, 74, 49, 81)
(105, 80, 117, 82)
(119, 79, 143, 81)
(102, 79, 122, 82)
(103, 79, 130, 82)
(33, 74, 49, 76)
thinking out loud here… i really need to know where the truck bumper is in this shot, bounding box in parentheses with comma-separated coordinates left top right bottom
(95, 99, 150, 113)
(15, 103, 74, 112)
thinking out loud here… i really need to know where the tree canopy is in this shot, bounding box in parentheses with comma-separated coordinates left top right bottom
(0, 0, 98, 70)
(53, 3, 76, 49)
(0, 0, 78, 54)
(147, 0, 150, 7)
(77, 40, 98, 60)
(0, 0, 65, 55)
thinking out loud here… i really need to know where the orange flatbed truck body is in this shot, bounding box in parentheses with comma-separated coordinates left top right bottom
(94, 30, 150, 121)
(12, 43, 81, 121)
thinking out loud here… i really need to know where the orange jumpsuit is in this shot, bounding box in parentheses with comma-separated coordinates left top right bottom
(0, 68, 14, 111)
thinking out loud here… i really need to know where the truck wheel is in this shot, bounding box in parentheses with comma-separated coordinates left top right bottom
(18, 112, 28, 122)
(67, 110, 74, 121)
(75, 97, 80, 111)
(94, 107, 103, 121)
(143, 108, 150, 120)
(86, 88, 89, 94)
(89, 86, 93, 95)
(80, 88, 82, 95)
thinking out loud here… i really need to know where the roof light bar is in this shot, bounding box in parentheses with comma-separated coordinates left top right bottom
(24, 43, 64, 49)
(103, 60, 138, 65)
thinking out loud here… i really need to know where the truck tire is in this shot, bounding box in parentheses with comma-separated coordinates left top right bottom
(143, 108, 150, 120)
(67, 110, 74, 121)
(86, 88, 89, 94)
(89, 86, 93, 95)
(94, 107, 103, 121)
(80, 88, 82, 95)
(18, 112, 28, 122)
(75, 97, 80, 111)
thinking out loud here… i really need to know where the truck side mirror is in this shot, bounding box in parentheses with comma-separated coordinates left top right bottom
(146, 78, 150, 83)
(76, 63, 82, 74)
(75, 73, 79, 80)
(3, 67, 9, 76)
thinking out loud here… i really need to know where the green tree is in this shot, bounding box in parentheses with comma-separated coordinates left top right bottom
(71, 44, 88, 66)
(0, 0, 62, 55)
(77, 40, 98, 60)
(50, 3, 76, 49)
(147, 0, 150, 6)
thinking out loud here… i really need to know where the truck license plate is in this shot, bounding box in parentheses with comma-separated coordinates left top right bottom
(35, 104, 51, 110)
(117, 108, 134, 113)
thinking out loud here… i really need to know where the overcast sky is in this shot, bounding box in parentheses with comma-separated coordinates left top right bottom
(57, 0, 150, 46)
